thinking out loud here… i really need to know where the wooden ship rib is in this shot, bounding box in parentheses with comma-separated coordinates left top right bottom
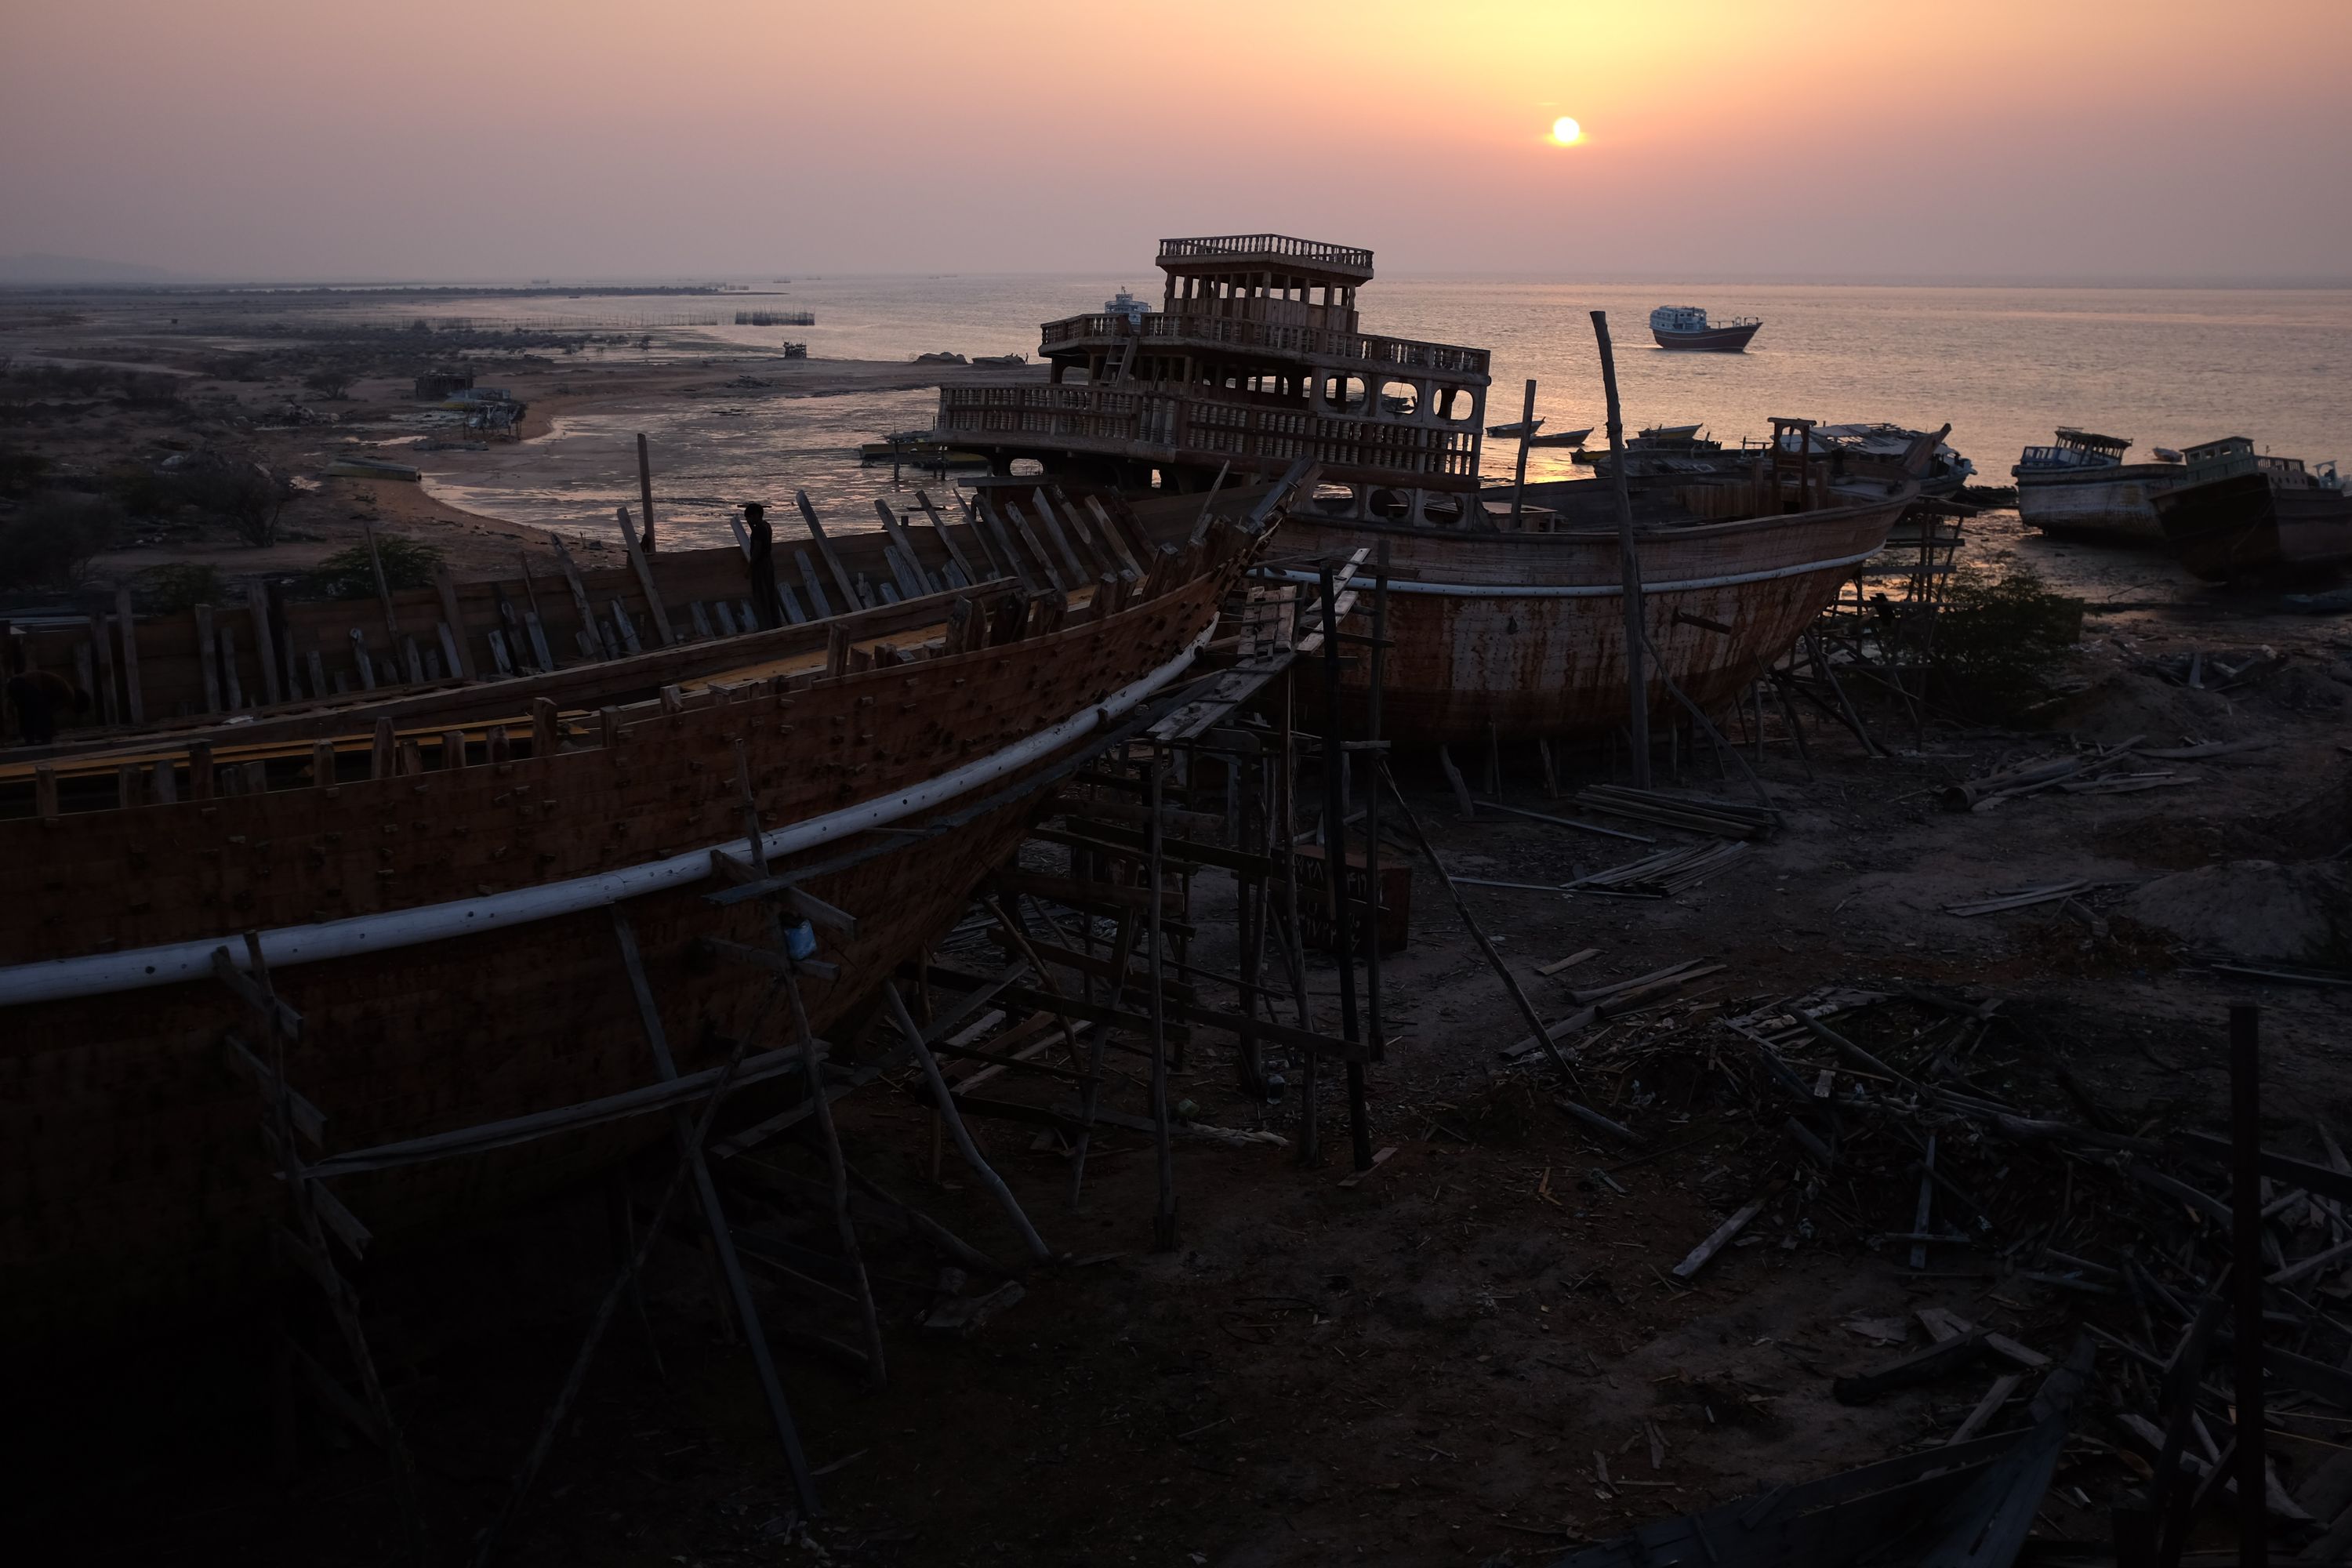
(0, 488, 1258, 1344)
(928, 234, 1919, 744)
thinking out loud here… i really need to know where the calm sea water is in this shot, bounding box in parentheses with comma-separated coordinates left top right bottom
(402, 276, 2352, 557)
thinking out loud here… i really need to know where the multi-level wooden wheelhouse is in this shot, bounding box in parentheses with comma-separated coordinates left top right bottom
(934, 234, 1492, 524)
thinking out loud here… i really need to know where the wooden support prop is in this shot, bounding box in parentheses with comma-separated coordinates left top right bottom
(114, 584, 145, 724)
(187, 740, 215, 800)
(612, 506, 676, 646)
(432, 567, 480, 678)
(152, 757, 177, 803)
(370, 719, 394, 779)
(306, 648, 328, 700)
(2230, 1003, 2270, 1568)
(311, 739, 338, 787)
(882, 985, 1052, 1261)
(219, 624, 243, 709)
(223, 1033, 327, 1145)
(32, 763, 58, 820)
(795, 490, 862, 610)
(532, 698, 559, 757)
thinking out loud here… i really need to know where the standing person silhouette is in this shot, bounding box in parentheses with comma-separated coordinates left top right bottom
(742, 502, 784, 630)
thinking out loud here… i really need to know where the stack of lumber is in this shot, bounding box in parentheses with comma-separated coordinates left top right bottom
(1573, 784, 1779, 840)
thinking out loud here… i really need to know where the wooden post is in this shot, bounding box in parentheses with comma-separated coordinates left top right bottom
(634, 432, 658, 554)
(360, 521, 400, 643)
(311, 740, 337, 788)
(1363, 539, 1390, 1068)
(194, 604, 220, 713)
(794, 490, 862, 610)
(2230, 1003, 2269, 1568)
(1508, 377, 1537, 528)
(114, 585, 144, 724)
(88, 614, 118, 725)
(188, 741, 215, 800)
(870, 499, 936, 593)
(371, 720, 394, 779)
(1591, 312, 1651, 787)
(880, 984, 1051, 1261)
(612, 506, 676, 646)
(219, 625, 243, 709)
(532, 698, 558, 758)
(245, 579, 281, 705)
(432, 568, 480, 679)
(33, 763, 58, 821)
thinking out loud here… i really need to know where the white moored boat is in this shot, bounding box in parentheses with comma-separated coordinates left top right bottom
(2013, 427, 2190, 544)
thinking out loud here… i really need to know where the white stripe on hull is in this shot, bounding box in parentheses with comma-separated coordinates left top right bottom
(0, 630, 1210, 1007)
(1274, 549, 1881, 599)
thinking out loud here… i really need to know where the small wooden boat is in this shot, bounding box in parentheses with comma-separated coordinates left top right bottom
(1648, 306, 1762, 352)
(2013, 427, 2190, 544)
(2154, 437, 2352, 582)
(0, 491, 1250, 1345)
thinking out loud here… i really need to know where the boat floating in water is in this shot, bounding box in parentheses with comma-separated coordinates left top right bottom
(1648, 305, 1762, 352)
(2153, 436, 2351, 583)
(2012, 426, 2190, 544)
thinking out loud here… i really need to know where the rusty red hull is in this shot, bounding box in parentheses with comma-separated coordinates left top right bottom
(1280, 493, 1907, 745)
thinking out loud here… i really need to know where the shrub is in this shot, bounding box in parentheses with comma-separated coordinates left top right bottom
(303, 366, 358, 400)
(303, 534, 445, 598)
(136, 562, 227, 612)
(0, 443, 49, 498)
(180, 459, 296, 547)
(1925, 564, 2084, 720)
(0, 492, 123, 590)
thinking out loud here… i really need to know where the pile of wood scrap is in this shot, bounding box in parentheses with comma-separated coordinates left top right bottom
(1573, 784, 1780, 840)
(1568, 841, 1751, 898)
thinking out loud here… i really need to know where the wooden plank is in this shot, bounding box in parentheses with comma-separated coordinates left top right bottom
(872, 499, 936, 593)
(1671, 1199, 1764, 1279)
(794, 550, 833, 618)
(548, 536, 606, 661)
(1001, 502, 1067, 592)
(911, 488, 980, 583)
(223, 1033, 327, 1145)
(1028, 495, 1092, 583)
(973, 496, 1040, 592)
(238, 579, 278, 705)
(432, 567, 481, 678)
(1947, 1372, 2023, 1446)
(114, 585, 144, 724)
(209, 946, 303, 1042)
(359, 521, 401, 641)
(795, 490, 863, 609)
(1832, 1327, 1986, 1404)
(612, 505, 677, 646)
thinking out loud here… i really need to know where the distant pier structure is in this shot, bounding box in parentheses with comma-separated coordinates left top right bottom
(735, 310, 815, 326)
(933, 234, 1491, 523)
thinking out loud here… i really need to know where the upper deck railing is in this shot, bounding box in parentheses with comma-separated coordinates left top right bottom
(1040, 310, 1490, 380)
(935, 382, 1479, 487)
(1156, 235, 1374, 277)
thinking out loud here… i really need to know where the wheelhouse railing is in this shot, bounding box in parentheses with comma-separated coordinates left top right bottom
(1156, 235, 1374, 276)
(935, 383, 1479, 485)
(1039, 310, 1490, 379)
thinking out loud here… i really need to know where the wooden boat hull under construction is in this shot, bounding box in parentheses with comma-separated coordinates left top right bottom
(1278, 480, 1911, 745)
(2013, 462, 2189, 544)
(2154, 470, 2352, 583)
(0, 555, 1238, 1346)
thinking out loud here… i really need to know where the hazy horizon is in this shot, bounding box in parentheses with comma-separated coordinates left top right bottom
(6, 1, 2348, 287)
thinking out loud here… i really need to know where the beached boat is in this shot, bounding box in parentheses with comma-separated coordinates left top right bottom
(2012, 427, 2189, 543)
(1648, 306, 1762, 352)
(1800, 422, 1974, 498)
(0, 495, 1252, 1344)
(1277, 457, 1915, 744)
(2153, 436, 2352, 583)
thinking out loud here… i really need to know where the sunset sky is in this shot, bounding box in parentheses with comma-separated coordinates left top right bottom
(5, 0, 2348, 283)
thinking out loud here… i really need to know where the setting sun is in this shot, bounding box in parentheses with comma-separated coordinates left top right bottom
(1551, 115, 1583, 144)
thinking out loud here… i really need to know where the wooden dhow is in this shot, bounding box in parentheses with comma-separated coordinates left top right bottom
(2012, 426, 2190, 544)
(0, 489, 1256, 1345)
(1277, 446, 1918, 745)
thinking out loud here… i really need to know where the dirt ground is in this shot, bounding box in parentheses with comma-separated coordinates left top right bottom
(23, 622, 2352, 1566)
(9, 293, 2351, 1565)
